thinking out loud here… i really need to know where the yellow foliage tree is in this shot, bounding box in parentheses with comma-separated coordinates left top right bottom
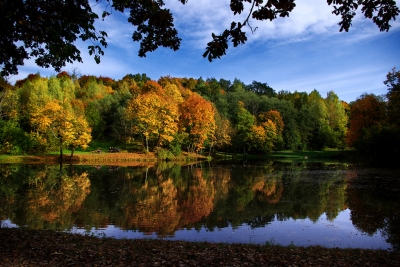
(30, 99, 92, 159)
(126, 92, 179, 151)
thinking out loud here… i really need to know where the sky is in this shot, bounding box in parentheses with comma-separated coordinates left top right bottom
(9, 0, 400, 103)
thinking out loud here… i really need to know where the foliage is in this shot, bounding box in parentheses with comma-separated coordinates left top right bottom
(179, 93, 216, 152)
(346, 94, 386, 147)
(0, 120, 31, 154)
(1, 228, 399, 266)
(233, 101, 255, 152)
(2, 0, 398, 75)
(125, 91, 179, 152)
(1, 0, 107, 76)
(203, 0, 399, 61)
(346, 71, 400, 165)
(385, 67, 400, 125)
(3, 68, 399, 161)
(156, 147, 175, 160)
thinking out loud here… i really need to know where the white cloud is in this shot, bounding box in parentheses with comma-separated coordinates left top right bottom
(165, 0, 399, 48)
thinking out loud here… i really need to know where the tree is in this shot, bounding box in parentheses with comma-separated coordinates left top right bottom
(2, 0, 398, 76)
(384, 67, 400, 125)
(179, 93, 216, 152)
(0, 76, 18, 120)
(325, 91, 348, 148)
(248, 122, 277, 153)
(234, 101, 255, 154)
(246, 81, 276, 97)
(213, 111, 233, 153)
(125, 92, 179, 152)
(299, 90, 333, 150)
(258, 110, 284, 150)
(30, 99, 92, 160)
(346, 93, 386, 147)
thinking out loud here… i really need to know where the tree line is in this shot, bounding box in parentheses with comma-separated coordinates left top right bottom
(0, 68, 399, 164)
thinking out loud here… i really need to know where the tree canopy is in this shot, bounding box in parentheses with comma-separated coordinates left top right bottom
(1, 0, 399, 76)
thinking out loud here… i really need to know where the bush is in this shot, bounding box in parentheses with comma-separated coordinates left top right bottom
(156, 148, 174, 160)
(0, 120, 31, 154)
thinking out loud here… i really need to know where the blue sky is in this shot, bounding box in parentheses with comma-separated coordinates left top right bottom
(10, 0, 400, 103)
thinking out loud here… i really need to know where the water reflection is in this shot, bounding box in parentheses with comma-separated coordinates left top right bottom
(0, 161, 399, 250)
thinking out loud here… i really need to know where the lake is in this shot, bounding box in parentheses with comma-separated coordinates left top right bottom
(0, 160, 399, 251)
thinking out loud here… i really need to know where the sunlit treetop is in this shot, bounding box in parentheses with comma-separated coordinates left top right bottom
(1, 0, 398, 76)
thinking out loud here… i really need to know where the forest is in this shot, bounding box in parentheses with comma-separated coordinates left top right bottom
(0, 68, 399, 165)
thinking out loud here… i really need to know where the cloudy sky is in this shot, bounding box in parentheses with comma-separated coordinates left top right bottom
(10, 0, 400, 103)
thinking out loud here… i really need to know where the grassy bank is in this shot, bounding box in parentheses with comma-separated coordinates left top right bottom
(0, 151, 207, 165)
(214, 150, 353, 161)
(0, 228, 398, 266)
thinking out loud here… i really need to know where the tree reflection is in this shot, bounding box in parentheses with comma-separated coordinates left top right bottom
(2, 162, 399, 250)
(346, 169, 400, 250)
(0, 164, 90, 230)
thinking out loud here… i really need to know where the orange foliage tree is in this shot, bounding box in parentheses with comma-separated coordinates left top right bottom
(179, 93, 216, 152)
(346, 94, 386, 146)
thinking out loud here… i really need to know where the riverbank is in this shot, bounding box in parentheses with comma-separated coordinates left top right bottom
(0, 228, 398, 266)
(0, 151, 209, 165)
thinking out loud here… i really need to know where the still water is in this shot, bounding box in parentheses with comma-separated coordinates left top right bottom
(0, 161, 399, 250)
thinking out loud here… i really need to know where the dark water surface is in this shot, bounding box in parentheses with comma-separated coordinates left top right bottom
(1, 161, 399, 250)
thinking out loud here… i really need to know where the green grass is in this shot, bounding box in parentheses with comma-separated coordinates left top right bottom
(269, 150, 344, 159)
(215, 149, 353, 161)
(44, 139, 144, 155)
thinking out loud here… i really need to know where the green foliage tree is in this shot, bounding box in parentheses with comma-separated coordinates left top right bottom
(385, 67, 400, 125)
(246, 81, 276, 97)
(260, 96, 301, 150)
(299, 90, 333, 150)
(325, 91, 348, 149)
(234, 101, 255, 154)
(0, 120, 32, 154)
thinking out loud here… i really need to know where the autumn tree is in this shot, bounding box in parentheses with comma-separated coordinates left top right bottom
(248, 123, 277, 153)
(141, 80, 164, 94)
(2, 0, 398, 75)
(346, 93, 386, 147)
(14, 74, 92, 158)
(0, 77, 19, 122)
(30, 99, 92, 160)
(212, 111, 234, 152)
(179, 93, 216, 153)
(347, 70, 400, 166)
(258, 110, 284, 150)
(125, 92, 179, 152)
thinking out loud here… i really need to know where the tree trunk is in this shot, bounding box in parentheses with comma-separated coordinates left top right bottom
(59, 138, 63, 162)
(70, 147, 75, 163)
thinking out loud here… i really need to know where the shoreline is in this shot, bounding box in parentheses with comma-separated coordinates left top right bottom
(0, 151, 208, 165)
(0, 228, 399, 266)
